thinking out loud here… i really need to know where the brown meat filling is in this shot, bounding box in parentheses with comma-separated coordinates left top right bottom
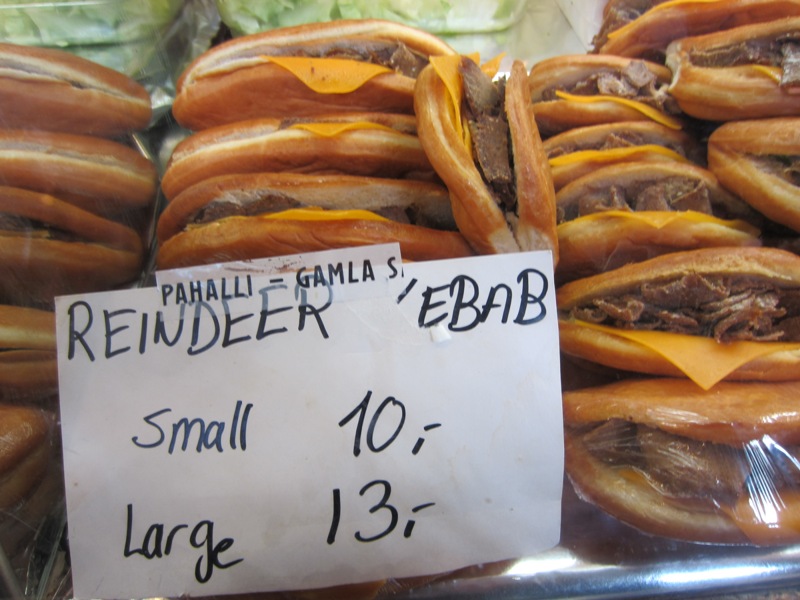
(577, 419, 800, 508)
(279, 40, 429, 78)
(590, 0, 669, 53)
(750, 154, 800, 187)
(0, 213, 76, 242)
(556, 176, 718, 223)
(541, 60, 680, 115)
(188, 192, 444, 229)
(566, 274, 800, 342)
(459, 57, 516, 213)
(690, 33, 800, 89)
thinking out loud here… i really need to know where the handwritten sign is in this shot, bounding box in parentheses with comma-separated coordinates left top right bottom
(56, 246, 563, 599)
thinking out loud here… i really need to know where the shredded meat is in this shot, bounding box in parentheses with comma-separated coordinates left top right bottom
(590, 0, 669, 53)
(558, 176, 714, 223)
(0, 213, 75, 241)
(690, 33, 800, 90)
(459, 57, 516, 212)
(542, 59, 679, 115)
(188, 194, 445, 228)
(750, 154, 800, 186)
(576, 420, 799, 509)
(567, 274, 800, 342)
(191, 194, 301, 225)
(638, 427, 748, 504)
(288, 40, 429, 77)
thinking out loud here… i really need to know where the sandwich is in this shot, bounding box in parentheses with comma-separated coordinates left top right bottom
(543, 120, 706, 192)
(666, 17, 800, 121)
(591, 0, 669, 55)
(413, 55, 558, 257)
(0, 42, 152, 137)
(0, 129, 158, 220)
(555, 161, 762, 282)
(160, 113, 437, 202)
(0, 186, 144, 306)
(564, 377, 800, 546)
(708, 117, 800, 232)
(172, 19, 456, 130)
(557, 246, 800, 389)
(528, 54, 683, 138)
(594, 0, 800, 62)
(0, 404, 53, 512)
(0, 304, 57, 401)
(156, 172, 474, 269)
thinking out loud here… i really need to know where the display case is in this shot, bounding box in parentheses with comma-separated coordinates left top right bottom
(2, 0, 800, 598)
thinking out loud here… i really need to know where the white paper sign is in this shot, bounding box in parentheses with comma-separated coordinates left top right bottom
(56, 247, 563, 600)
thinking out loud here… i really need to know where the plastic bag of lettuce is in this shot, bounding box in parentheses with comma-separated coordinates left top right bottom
(0, 0, 184, 47)
(215, 0, 528, 35)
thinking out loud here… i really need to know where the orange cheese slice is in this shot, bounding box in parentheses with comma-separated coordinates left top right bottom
(549, 145, 689, 168)
(568, 320, 800, 390)
(288, 121, 399, 137)
(260, 207, 389, 222)
(554, 91, 683, 130)
(430, 54, 468, 151)
(606, 0, 724, 41)
(560, 209, 760, 236)
(750, 65, 783, 84)
(480, 53, 505, 79)
(264, 56, 393, 94)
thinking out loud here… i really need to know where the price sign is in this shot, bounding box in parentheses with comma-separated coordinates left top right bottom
(56, 245, 563, 599)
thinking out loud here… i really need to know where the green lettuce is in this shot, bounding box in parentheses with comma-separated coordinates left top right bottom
(215, 0, 525, 35)
(0, 0, 184, 47)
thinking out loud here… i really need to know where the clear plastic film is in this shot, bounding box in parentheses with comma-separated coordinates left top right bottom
(0, 3, 218, 596)
(563, 376, 800, 547)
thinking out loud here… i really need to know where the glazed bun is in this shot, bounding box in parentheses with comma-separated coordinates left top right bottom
(708, 117, 800, 232)
(172, 19, 456, 130)
(0, 42, 151, 137)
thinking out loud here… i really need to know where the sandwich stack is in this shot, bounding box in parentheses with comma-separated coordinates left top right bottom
(0, 41, 157, 584)
(157, 19, 479, 270)
(547, 0, 800, 546)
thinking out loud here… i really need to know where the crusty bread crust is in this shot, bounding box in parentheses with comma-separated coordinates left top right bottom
(156, 216, 474, 269)
(157, 172, 455, 244)
(173, 19, 455, 130)
(0, 42, 151, 136)
(529, 55, 676, 136)
(564, 377, 800, 545)
(0, 305, 56, 400)
(544, 120, 706, 190)
(161, 117, 436, 201)
(415, 59, 557, 255)
(557, 247, 800, 382)
(0, 130, 157, 214)
(0, 405, 52, 511)
(563, 377, 800, 445)
(709, 117, 800, 232)
(666, 17, 800, 121)
(558, 246, 800, 307)
(554, 161, 761, 280)
(565, 432, 750, 545)
(597, 0, 800, 59)
(0, 187, 144, 306)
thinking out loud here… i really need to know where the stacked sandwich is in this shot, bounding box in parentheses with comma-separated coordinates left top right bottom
(157, 19, 482, 270)
(550, 0, 800, 546)
(0, 42, 157, 576)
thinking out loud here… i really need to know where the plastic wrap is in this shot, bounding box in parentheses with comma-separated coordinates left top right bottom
(4, 0, 800, 598)
(214, 0, 529, 35)
(0, 3, 220, 596)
